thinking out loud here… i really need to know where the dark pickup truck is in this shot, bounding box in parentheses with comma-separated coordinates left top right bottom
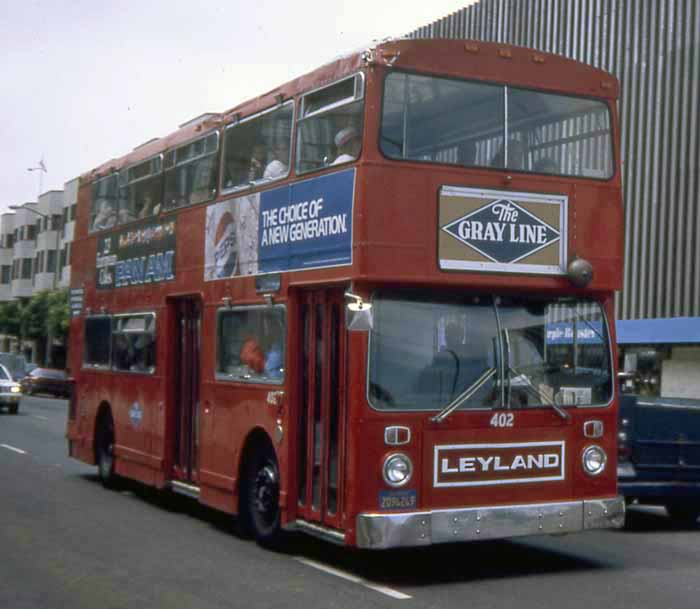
(618, 394, 700, 524)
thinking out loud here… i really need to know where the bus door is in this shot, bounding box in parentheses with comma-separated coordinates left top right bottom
(170, 297, 202, 484)
(297, 289, 347, 530)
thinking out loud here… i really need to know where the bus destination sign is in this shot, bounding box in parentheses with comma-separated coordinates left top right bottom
(439, 186, 567, 275)
(95, 219, 177, 289)
(204, 169, 354, 281)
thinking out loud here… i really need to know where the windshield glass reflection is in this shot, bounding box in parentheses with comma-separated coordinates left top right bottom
(368, 292, 612, 412)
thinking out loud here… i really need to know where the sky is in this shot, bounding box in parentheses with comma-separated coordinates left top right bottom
(0, 0, 472, 211)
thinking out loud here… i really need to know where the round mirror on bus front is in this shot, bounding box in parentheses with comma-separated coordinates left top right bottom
(567, 258, 593, 287)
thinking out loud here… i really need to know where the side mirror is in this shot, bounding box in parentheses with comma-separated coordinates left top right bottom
(347, 307, 373, 332)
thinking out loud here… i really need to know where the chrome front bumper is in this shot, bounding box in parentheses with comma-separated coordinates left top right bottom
(356, 497, 625, 549)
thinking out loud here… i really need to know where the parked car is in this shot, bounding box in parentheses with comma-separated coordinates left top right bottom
(0, 352, 28, 380)
(618, 393, 700, 525)
(0, 363, 22, 414)
(20, 368, 71, 398)
(24, 362, 39, 375)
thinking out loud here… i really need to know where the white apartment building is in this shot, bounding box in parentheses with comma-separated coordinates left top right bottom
(11, 203, 38, 299)
(2, 180, 76, 300)
(33, 190, 64, 291)
(59, 177, 78, 288)
(0, 212, 15, 302)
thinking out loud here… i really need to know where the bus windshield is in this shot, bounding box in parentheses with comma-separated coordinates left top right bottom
(368, 292, 612, 411)
(380, 71, 613, 179)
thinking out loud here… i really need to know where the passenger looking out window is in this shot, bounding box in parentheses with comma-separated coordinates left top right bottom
(92, 201, 117, 231)
(296, 74, 364, 174)
(217, 307, 286, 383)
(240, 332, 265, 374)
(118, 155, 162, 224)
(263, 140, 290, 179)
(331, 126, 362, 165)
(222, 103, 293, 191)
(90, 174, 119, 232)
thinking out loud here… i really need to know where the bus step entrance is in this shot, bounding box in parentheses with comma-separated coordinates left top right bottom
(171, 480, 201, 500)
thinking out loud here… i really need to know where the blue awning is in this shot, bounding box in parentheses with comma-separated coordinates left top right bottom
(616, 317, 700, 345)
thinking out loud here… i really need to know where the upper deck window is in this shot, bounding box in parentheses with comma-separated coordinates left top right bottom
(222, 102, 293, 192)
(90, 174, 119, 233)
(164, 132, 219, 210)
(118, 155, 163, 224)
(296, 74, 364, 174)
(380, 72, 613, 180)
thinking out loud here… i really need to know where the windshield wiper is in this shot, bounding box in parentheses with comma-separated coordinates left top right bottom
(578, 316, 607, 343)
(508, 364, 571, 421)
(430, 367, 497, 424)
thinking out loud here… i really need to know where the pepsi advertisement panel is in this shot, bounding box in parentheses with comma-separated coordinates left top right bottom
(205, 169, 354, 280)
(96, 219, 176, 289)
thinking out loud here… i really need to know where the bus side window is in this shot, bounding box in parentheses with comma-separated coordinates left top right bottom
(118, 156, 163, 224)
(111, 314, 156, 374)
(296, 74, 364, 174)
(216, 306, 286, 383)
(84, 316, 112, 368)
(222, 102, 293, 192)
(164, 132, 219, 210)
(89, 175, 118, 232)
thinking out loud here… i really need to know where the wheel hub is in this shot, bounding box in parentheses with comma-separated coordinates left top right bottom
(254, 464, 279, 523)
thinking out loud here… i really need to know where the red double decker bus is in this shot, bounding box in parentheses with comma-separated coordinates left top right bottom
(67, 39, 625, 548)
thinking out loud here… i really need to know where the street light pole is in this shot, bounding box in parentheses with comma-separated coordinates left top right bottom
(27, 159, 47, 201)
(9, 204, 60, 367)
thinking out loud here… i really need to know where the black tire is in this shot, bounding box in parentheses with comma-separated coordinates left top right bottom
(665, 503, 700, 526)
(95, 412, 117, 488)
(9, 403, 18, 415)
(242, 445, 282, 546)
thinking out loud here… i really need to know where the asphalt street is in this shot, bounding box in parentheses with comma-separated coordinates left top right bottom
(2, 396, 700, 609)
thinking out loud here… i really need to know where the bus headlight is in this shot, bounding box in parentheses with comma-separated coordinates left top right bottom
(383, 453, 412, 487)
(582, 445, 607, 476)
(10, 385, 21, 393)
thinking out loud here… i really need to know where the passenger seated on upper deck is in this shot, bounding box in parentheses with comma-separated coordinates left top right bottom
(118, 204, 137, 224)
(138, 193, 161, 218)
(92, 200, 117, 231)
(263, 140, 289, 180)
(331, 126, 361, 165)
(247, 144, 267, 182)
(491, 139, 529, 170)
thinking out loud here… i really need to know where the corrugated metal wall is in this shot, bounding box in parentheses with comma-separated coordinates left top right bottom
(410, 0, 700, 320)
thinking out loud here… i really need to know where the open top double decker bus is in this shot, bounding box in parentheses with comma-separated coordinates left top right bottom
(67, 38, 625, 549)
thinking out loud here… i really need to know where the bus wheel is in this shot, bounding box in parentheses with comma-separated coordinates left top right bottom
(666, 503, 700, 527)
(9, 403, 18, 415)
(244, 446, 281, 545)
(96, 412, 117, 488)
